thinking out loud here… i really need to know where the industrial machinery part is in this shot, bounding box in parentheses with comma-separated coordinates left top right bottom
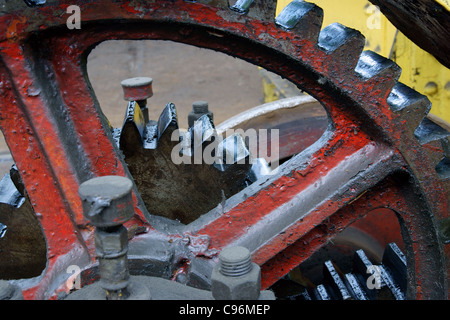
(211, 246, 264, 300)
(188, 101, 214, 128)
(113, 92, 266, 224)
(273, 0, 450, 124)
(68, 175, 274, 300)
(0, 0, 448, 300)
(273, 242, 407, 300)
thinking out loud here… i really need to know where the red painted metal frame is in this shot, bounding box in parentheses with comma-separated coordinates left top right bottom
(0, 0, 447, 299)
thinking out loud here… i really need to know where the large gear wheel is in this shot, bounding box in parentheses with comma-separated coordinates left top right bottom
(0, 0, 448, 300)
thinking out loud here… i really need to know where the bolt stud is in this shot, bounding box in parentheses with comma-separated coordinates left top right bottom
(121, 77, 153, 123)
(79, 175, 134, 300)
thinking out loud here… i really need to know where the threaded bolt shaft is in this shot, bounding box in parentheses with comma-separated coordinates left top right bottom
(219, 246, 253, 277)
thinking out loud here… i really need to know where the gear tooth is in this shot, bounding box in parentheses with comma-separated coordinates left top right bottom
(189, 113, 218, 154)
(275, 0, 323, 41)
(355, 50, 401, 81)
(323, 260, 352, 300)
(417, 132, 449, 176)
(248, 158, 272, 182)
(343, 273, 368, 300)
(318, 23, 365, 69)
(414, 117, 449, 145)
(157, 102, 180, 143)
(382, 243, 407, 293)
(119, 101, 146, 156)
(436, 156, 450, 179)
(352, 249, 377, 299)
(229, 0, 253, 14)
(214, 133, 251, 171)
(312, 284, 332, 300)
(387, 82, 431, 127)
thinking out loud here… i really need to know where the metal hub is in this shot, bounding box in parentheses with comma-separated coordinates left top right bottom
(0, 0, 448, 299)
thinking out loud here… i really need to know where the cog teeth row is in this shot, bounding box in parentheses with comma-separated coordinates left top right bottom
(274, 0, 323, 41)
(355, 50, 401, 82)
(114, 99, 262, 224)
(116, 100, 255, 169)
(187, 0, 276, 22)
(297, 243, 407, 300)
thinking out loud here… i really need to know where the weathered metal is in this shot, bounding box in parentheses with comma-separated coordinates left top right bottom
(0, 280, 23, 300)
(121, 77, 153, 123)
(0, 0, 447, 300)
(0, 167, 46, 280)
(79, 176, 135, 299)
(116, 101, 254, 224)
(211, 246, 265, 300)
(215, 95, 328, 163)
(188, 101, 214, 128)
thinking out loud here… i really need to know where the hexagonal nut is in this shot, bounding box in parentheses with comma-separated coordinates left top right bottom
(211, 263, 261, 300)
(95, 225, 128, 258)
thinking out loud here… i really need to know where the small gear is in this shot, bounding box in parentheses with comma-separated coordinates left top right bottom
(113, 99, 271, 224)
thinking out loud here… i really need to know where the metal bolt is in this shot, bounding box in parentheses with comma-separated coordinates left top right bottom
(78, 175, 134, 300)
(211, 246, 261, 300)
(188, 101, 214, 128)
(219, 246, 252, 277)
(121, 77, 153, 123)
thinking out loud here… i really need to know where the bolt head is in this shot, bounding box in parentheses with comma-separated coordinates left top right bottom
(121, 77, 153, 101)
(211, 262, 261, 300)
(79, 176, 134, 227)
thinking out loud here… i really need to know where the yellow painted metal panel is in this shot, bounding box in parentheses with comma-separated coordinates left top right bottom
(436, 0, 450, 11)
